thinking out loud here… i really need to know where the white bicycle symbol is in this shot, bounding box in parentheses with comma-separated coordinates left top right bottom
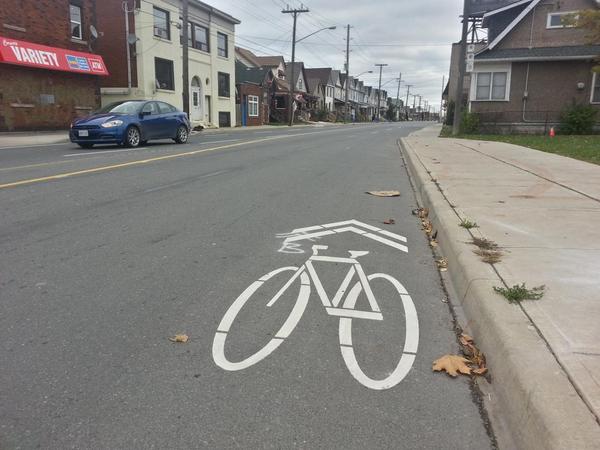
(212, 245, 419, 390)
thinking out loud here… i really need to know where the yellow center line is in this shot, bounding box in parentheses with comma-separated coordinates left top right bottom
(0, 133, 306, 190)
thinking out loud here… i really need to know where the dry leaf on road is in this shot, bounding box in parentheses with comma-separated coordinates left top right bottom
(366, 190, 400, 197)
(436, 258, 448, 271)
(383, 219, 396, 225)
(169, 334, 189, 343)
(433, 355, 472, 377)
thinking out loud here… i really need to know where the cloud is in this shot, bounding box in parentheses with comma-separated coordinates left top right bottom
(208, 0, 463, 110)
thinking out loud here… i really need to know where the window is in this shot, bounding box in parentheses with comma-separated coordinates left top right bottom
(248, 95, 259, 117)
(155, 58, 174, 90)
(592, 73, 600, 104)
(218, 72, 230, 97)
(70, 4, 82, 39)
(217, 32, 228, 57)
(275, 95, 285, 109)
(157, 101, 176, 113)
(298, 77, 303, 90)
(180, 21, 209, 52)
(153, 7, 170, 40)
(475, 71, 508, 101)
(218, 111, 231, 127)
(141, 102, 160, 115)
(547, 12, 577, 29)
(193, 24, 209, 52)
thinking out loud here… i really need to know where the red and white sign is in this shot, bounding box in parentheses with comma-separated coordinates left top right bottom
(0, 36, 109, 76)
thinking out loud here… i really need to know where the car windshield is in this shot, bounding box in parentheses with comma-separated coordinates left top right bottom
(96, 101, 143, 115)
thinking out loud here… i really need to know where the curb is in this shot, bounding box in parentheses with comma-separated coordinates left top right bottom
(399, 136, 600, 450)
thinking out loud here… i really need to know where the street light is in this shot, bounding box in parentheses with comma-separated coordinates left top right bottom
(285, 24, 336, 126)
(375, 63, 388, 120)
(354, 70, 373, 78)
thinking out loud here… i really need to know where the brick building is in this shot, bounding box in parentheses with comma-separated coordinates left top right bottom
(0, 0, 109, 131)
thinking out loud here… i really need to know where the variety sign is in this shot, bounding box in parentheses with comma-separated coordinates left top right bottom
(0, 36, 108, 75)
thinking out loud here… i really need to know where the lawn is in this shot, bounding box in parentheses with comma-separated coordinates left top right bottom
(440, 127, 600, 165)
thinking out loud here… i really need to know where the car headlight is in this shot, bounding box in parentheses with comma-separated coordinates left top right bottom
(101, 120, 124, 128)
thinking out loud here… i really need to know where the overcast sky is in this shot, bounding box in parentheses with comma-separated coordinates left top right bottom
(207, 0, 463, 111)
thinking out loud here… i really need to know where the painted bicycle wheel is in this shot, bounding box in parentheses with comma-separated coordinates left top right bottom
(338, 273, 419, 390)
(213, 266, 310, 371)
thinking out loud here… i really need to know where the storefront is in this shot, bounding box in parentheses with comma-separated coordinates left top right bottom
(0, 36, 109, 131)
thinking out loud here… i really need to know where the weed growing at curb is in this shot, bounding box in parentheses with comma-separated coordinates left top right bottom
(459, 218, 479, 229)
(493, 283, 545, 303)
(471, 237, 498, 250)
(474, 248, 503, 264)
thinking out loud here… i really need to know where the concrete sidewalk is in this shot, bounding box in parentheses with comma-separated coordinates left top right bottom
(0, 131, 69, 148)
(401, 126, 600, 449)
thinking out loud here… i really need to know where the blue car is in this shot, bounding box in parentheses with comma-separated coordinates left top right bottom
(70, 100, 190, 149)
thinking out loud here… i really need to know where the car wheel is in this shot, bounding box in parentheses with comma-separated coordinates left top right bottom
(174, 125, 188, 144)
(125, 126, 141, 148)
(78, 143, 94, 149)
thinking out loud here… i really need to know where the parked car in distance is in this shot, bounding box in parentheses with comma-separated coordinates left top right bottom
(70, 100, 190, 149)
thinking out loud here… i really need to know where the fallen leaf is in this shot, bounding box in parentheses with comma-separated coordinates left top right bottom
(169, 334, 189, 343)
(473, 367, 488, 376)
(436, 258, 448, 270)
(430, 240, 438, 247)
(411, 207, 429, 219)
(421, 220, 433, 234)
(433, 355, 472, 377)
(383, 218, 396, 225)
(366, 190, 400, 197)
(459, 333, 473, 346)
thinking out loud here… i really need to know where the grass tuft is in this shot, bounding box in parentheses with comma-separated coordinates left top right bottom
(459, 218, 479, 229)
(474, 248, 503, 264)
(493, 283, 545, 303)
(471, 237, 498, 250)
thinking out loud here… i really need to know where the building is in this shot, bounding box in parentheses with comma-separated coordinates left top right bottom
(468, 0, 600, 132)
(0, 0, 109, 131)
(235, 60, 271, 126)
(96, 0, 239, 129)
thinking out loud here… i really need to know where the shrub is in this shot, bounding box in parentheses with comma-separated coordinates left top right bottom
(460, 111, 480, 134)
(559, 104, 598, 135)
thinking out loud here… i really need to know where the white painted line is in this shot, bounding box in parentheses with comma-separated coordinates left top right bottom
(363, 232, 408, 252)
(0, 141, 70, 150)
(284, 229, 336, 242)
(326, 307, 383, 321)
(65, 147, 148, 157)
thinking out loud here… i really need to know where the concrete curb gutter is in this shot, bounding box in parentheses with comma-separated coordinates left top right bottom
(399, 136, 600, 450)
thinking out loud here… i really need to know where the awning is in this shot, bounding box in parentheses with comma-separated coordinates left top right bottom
(0, 36, 109, 75)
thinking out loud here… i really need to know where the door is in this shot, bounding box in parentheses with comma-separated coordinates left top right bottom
(204, 95, 211, 125)
(139, 102, 161, 139)
(191, 86, 202, 122)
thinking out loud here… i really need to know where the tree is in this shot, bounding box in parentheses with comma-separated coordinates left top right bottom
(565, 10, 600, 72)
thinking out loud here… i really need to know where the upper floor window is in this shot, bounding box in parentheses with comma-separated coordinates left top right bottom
(153, 7, 170, 40)
(546, 12, 577, 29)
(180, 21, 209, 52)
(475, 71, 508, 101)
(70, 3, 82, 40)
(298, 77, 303, 90)
(217, 32, 228, 57)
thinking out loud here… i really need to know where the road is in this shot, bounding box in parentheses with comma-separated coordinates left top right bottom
(0, 123, 494, 449)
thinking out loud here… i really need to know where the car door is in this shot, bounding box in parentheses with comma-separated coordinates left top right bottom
(139, 101, 161, 140)
(156, 102, 178, 138)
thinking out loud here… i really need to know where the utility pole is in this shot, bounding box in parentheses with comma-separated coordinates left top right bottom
(344, 24, 351, 123)
(395, 72, 402, 121)
(405, 84, 412, 120)
(418, 96, 422, 121)
(283, 5, 309, 126)
(375, 63, 387, 120)
(123, 1, 133, 94)
(452, 0, 470, 135)
(182, 0, 190, 116)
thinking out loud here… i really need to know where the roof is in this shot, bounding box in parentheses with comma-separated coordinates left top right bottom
(235, 47, 262, 67)
(284, 62, 305, 90)
(306, 78, 322, 96)
(304, 68, 332, 85)
(191, 0, 240, 25)
(255, 56, 285, 67)
(467, 0, 523, 17)
(235, 60, 268, 85)
(486, 0, 541, 50)
(476, 45, 600, 61)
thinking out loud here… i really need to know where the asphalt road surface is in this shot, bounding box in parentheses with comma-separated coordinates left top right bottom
(0, 123, 494, 449)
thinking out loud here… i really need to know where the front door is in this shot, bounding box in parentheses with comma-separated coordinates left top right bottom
(204, 95, 211, 125)
(191, 86, 202, 122)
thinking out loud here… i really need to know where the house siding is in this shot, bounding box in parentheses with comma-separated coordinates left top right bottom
(496, 0, 594, 49)
(471, 60, 600, 123)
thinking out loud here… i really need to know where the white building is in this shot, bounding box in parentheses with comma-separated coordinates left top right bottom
(100, 0, 239, 129)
